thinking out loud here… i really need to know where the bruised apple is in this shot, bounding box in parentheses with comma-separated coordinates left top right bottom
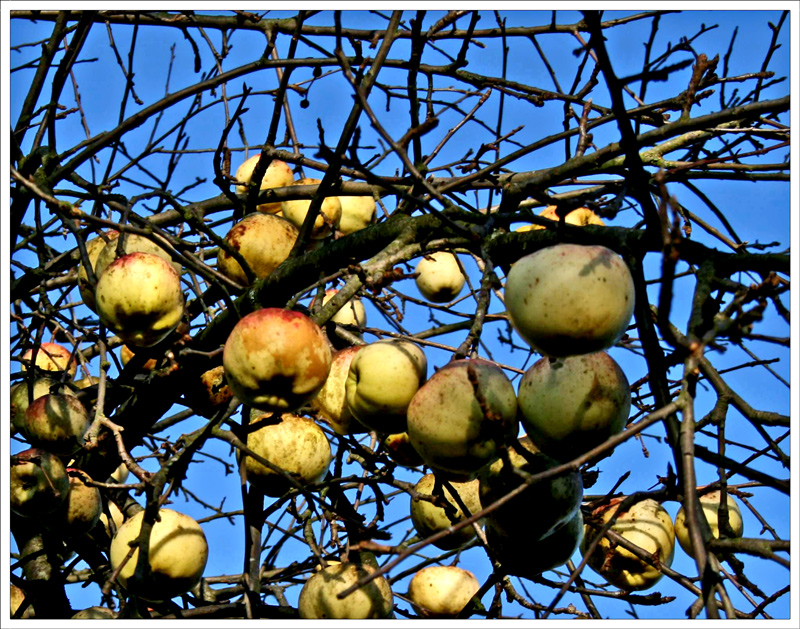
(235, 154, 295, 214)
(311, 346, 369, 435)
(410, 473, 482, 550)
(184, 365, 236, 418)
(674, 490, 744, 558)
(408, 565, 480, 618)
(223, 308, 331, 412)
(407, 359, 517, 481)
(24, 393, 90, 455)
(338, 194, 377, 235)
(298, 559, 393, 619)
(20, 342, 76, 378)
(517, 352, 630, 462)
(10, 448, 70, 518)
(504, 244, 634, 357)
(281, 178, 342, 239)
(415, 251, 466, 303)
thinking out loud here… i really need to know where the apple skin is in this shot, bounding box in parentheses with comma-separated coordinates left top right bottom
(100, 499, 126, 537)
(504, 243, 635, 357)
(55, 469, 103, 538)
(216, 213, 298, 286)
(10, 377, 76, 435)
(311, 346, 369, 435)
(321, 288, 367, 327)
(95, 252, 185, 348)
(120, 344, 159, 370)
(184, 365, 236, 419)
(10, 448, 70, 518)
(21, 342, 77, 379)
(78, 230, 120, 312)
(244, 412, 332, 497)
(282, 178, 342, 239)
(516, 205, 604, 232)
(10, 584, 35, 618)
(415, 251, 466, 303)
(109, 508, 209, 602)
(407, 358, 518, 481)
(517, 352, 630, 462)
(71, 606, 117, 619)
(478, 436, 583, 541)
(235, 154, 295, 214)
(223, 308, 332, 412)
(24, 393, 90, 455)
(487, 509, 584, 578)
(408, 565, 480, 618)
(298, 560, 394, 619)
(344, 340, 427, 434)
(338, 194, 376, 235)
(382, 431, 424, 467)
(581, 497, 675, 591)
(674, 490, 744, 558)
(410, 473, 482, 551)
(93, 233, 181, 281)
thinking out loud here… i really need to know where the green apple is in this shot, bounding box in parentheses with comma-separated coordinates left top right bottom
(344, 340, 427, 434)
(93, 233, 181, 281)
(77, 230, 119, 312)
(20, 342, 76, 378)
(311, 346, 369, 435)
(406, 358, 517, 481)
(408, 565, 480, 618)
(223, 308, 332, 412)
(281, 178, 342, 239)
(56, 469, 102, 538)
(10, 377, 76, 435)
(298, 559, 393, 619)
(674, 490, 744, 557)
(478, 436, 583, 541)
(235, 154, 295, 214)
(581, 497, 675, 591)
(504, 243, 634, 356)
(337, 194, 376, 235)
(109, 508, 208, 602)
(216, 212, 298, 286)
(245, 412, 332, 497)
(410, 473, 482, 550)
(415, 251, 466, 303)
(24, 393, 90, 455)
(95, 252, 185, 348)
(517, 352, 630, 462)
(10, 448, 70, 518)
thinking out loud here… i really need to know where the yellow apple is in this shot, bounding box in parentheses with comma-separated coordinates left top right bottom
(10, 584, 34, 618)
(517, 352, 630, 462)
(504, 243, 635, 357)
(344, 339, 427, 434)
(382, 431, 424, 467)
(10, 377, 76, 435)
(184, 365, 236, 419)
(244, 412, 332, 497)
(100, 499, 126, 537)
(110, 461, 130, 483)
(311, 346, 369, 435)
(56, 469, 102, 538)
(235, 154, 295, 214)
(582, 497, 675, 591)
(109, 508, 208, 601)
(223, 308, 332, 412)
(415, 251, 466, 303)
(281, 178, 342, 239)
(408, 565, 480, 618)
(93, 233, 181, 281)
(410, 473, 482, 550)
(321, 288, 367, 327)
(24, 393, 90, 455)
(20, 342, 76, 378)
(120, 344, 159, 370)
(674, 490, 744, 557)
(406, 358, 518, 481)
(10, 448, 70, 518)
(516, 205, 604, 232)
(73, 374, 98, 389)
(216, 213, 298, 286)
(298, 560, 394, 619)
(337, 194, 377, 235)
(478, 436, 583, 541)
(77, 230, 119, 312)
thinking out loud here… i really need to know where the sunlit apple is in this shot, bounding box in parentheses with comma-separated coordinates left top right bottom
(281, 178, 342, 239)
(10, 448, 70, 518)
(24, 393, 90, 455)
(311, 346, 369, 435)
(408, 565, 480, 618)
(410, 473, 482, 550)
(20, 342, 77, 379)
(338, 193, 377, 235)
(235, 154, 295, 214)
(298, 558, 393, 619)
(415, 251, 466, 303)
(674, 490, 744, 558)
(77, 230, 119, 312)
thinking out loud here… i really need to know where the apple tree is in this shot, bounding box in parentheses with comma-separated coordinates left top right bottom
(7, 8, 793, 620)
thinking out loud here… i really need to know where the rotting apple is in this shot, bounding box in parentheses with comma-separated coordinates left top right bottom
(281, 178, 342, 239)
(311, 346, 369, 435)
(109, 508, 209, 602)
(298, 558, 394, 619)
(10, 448, 70, 518)
(24, 393, 90, 455)
(120, 344, 159, 371)
(216, 212, 298, 286)
(408, 565, 480, 618)
(382, 431, 424, 467)
(20, 342, 77, 378)
(410, 473, 482, 551)
(184, 365, 236, 419)
(407, 358, 518, 481)
(414, 251, 466, 303)
(517, 352, 631, 462)
(674, 490, 744, 558)
(337, 193, 376, 235)
(344, 339, 427, 434)
(235, 154, 295, 214)
(223, 308, 332, 412)
(95, 252, 185, 348)
(77, 230, 120, 312)
(504, 243, 635, 357)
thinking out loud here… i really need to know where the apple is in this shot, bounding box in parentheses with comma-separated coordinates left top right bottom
(321, 288, 367, 327)
(10, 584, 34, 619)
(674, 490, 744, 558)
(244, 411, 332, 497)
(73, 374, 98, 389)
(55, 469, 103, 538)
(71, 606, 117, 619)
(10, 448, 70, 518)
(382, 431, 424, 467)
(281, 178, 342, 239)
(406, 358, 518, 481)
(516, 205, 604, 232)
(109, 508, 209, 601)
(110, 461, 130, 483)
(487, 509, 584, 578)
(344, 339, 427, 434)
(517, 352, 631, 462)
(410, 473, 482, 550)
(95, 252, 185, 348)
(504, 243, 635, 357)
(216, 212, 299, 286)
(223, 308, 332, 412)
(235, 154, 295, 214)
(77, 230, 119, 312)
(10, 376, 76, 435)
(408, 565, 480, 618)
(100, 499, 126, 537)
(24, 393, 90, 455)
(414, 251, 466, 303)
(93, 233, 181, 281)
(311, 346, 369, 435)
(183, 365, 236, 419)
(20, 342, 76, 378)
(337, 194, 377, 235)
(298, 559, 394, 619)
(120, 344, 159, 370)
(478, 436, 583, 541)
(581, 497, 675, 591)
